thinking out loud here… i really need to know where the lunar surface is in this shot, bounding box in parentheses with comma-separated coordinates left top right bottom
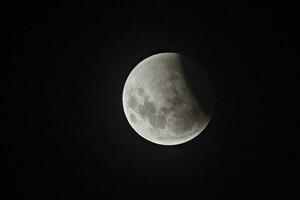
(122, 52, 215, 145)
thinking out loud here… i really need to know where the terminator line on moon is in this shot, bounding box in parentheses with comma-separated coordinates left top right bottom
(122, 52, 215, 145)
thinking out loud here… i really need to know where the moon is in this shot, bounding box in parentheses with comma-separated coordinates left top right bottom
(122, 52, 215, 145)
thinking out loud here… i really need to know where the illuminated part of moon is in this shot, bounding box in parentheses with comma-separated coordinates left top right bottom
(122, 52, 215, 145)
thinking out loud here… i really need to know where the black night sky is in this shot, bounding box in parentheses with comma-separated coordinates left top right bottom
(4, 2, 298, 199)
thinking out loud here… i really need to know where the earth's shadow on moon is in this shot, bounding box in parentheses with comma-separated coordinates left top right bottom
(178, 54, 215, 118)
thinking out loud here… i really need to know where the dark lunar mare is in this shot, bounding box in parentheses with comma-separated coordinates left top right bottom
(128, 87, 168, 129)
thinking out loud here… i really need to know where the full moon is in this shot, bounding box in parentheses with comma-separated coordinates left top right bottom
(122, 52, 215, 145)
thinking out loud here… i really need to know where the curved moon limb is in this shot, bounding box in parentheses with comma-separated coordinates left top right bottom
(122, 52, 215, 145)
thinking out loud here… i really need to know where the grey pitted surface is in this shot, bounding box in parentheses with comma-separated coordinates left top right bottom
(122, 53, 215, 145)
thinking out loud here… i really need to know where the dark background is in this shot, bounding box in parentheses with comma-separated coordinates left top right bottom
(4, 1, 298, 199)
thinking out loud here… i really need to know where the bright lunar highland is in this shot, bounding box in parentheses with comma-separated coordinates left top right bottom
(122, 53, 215, 145)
